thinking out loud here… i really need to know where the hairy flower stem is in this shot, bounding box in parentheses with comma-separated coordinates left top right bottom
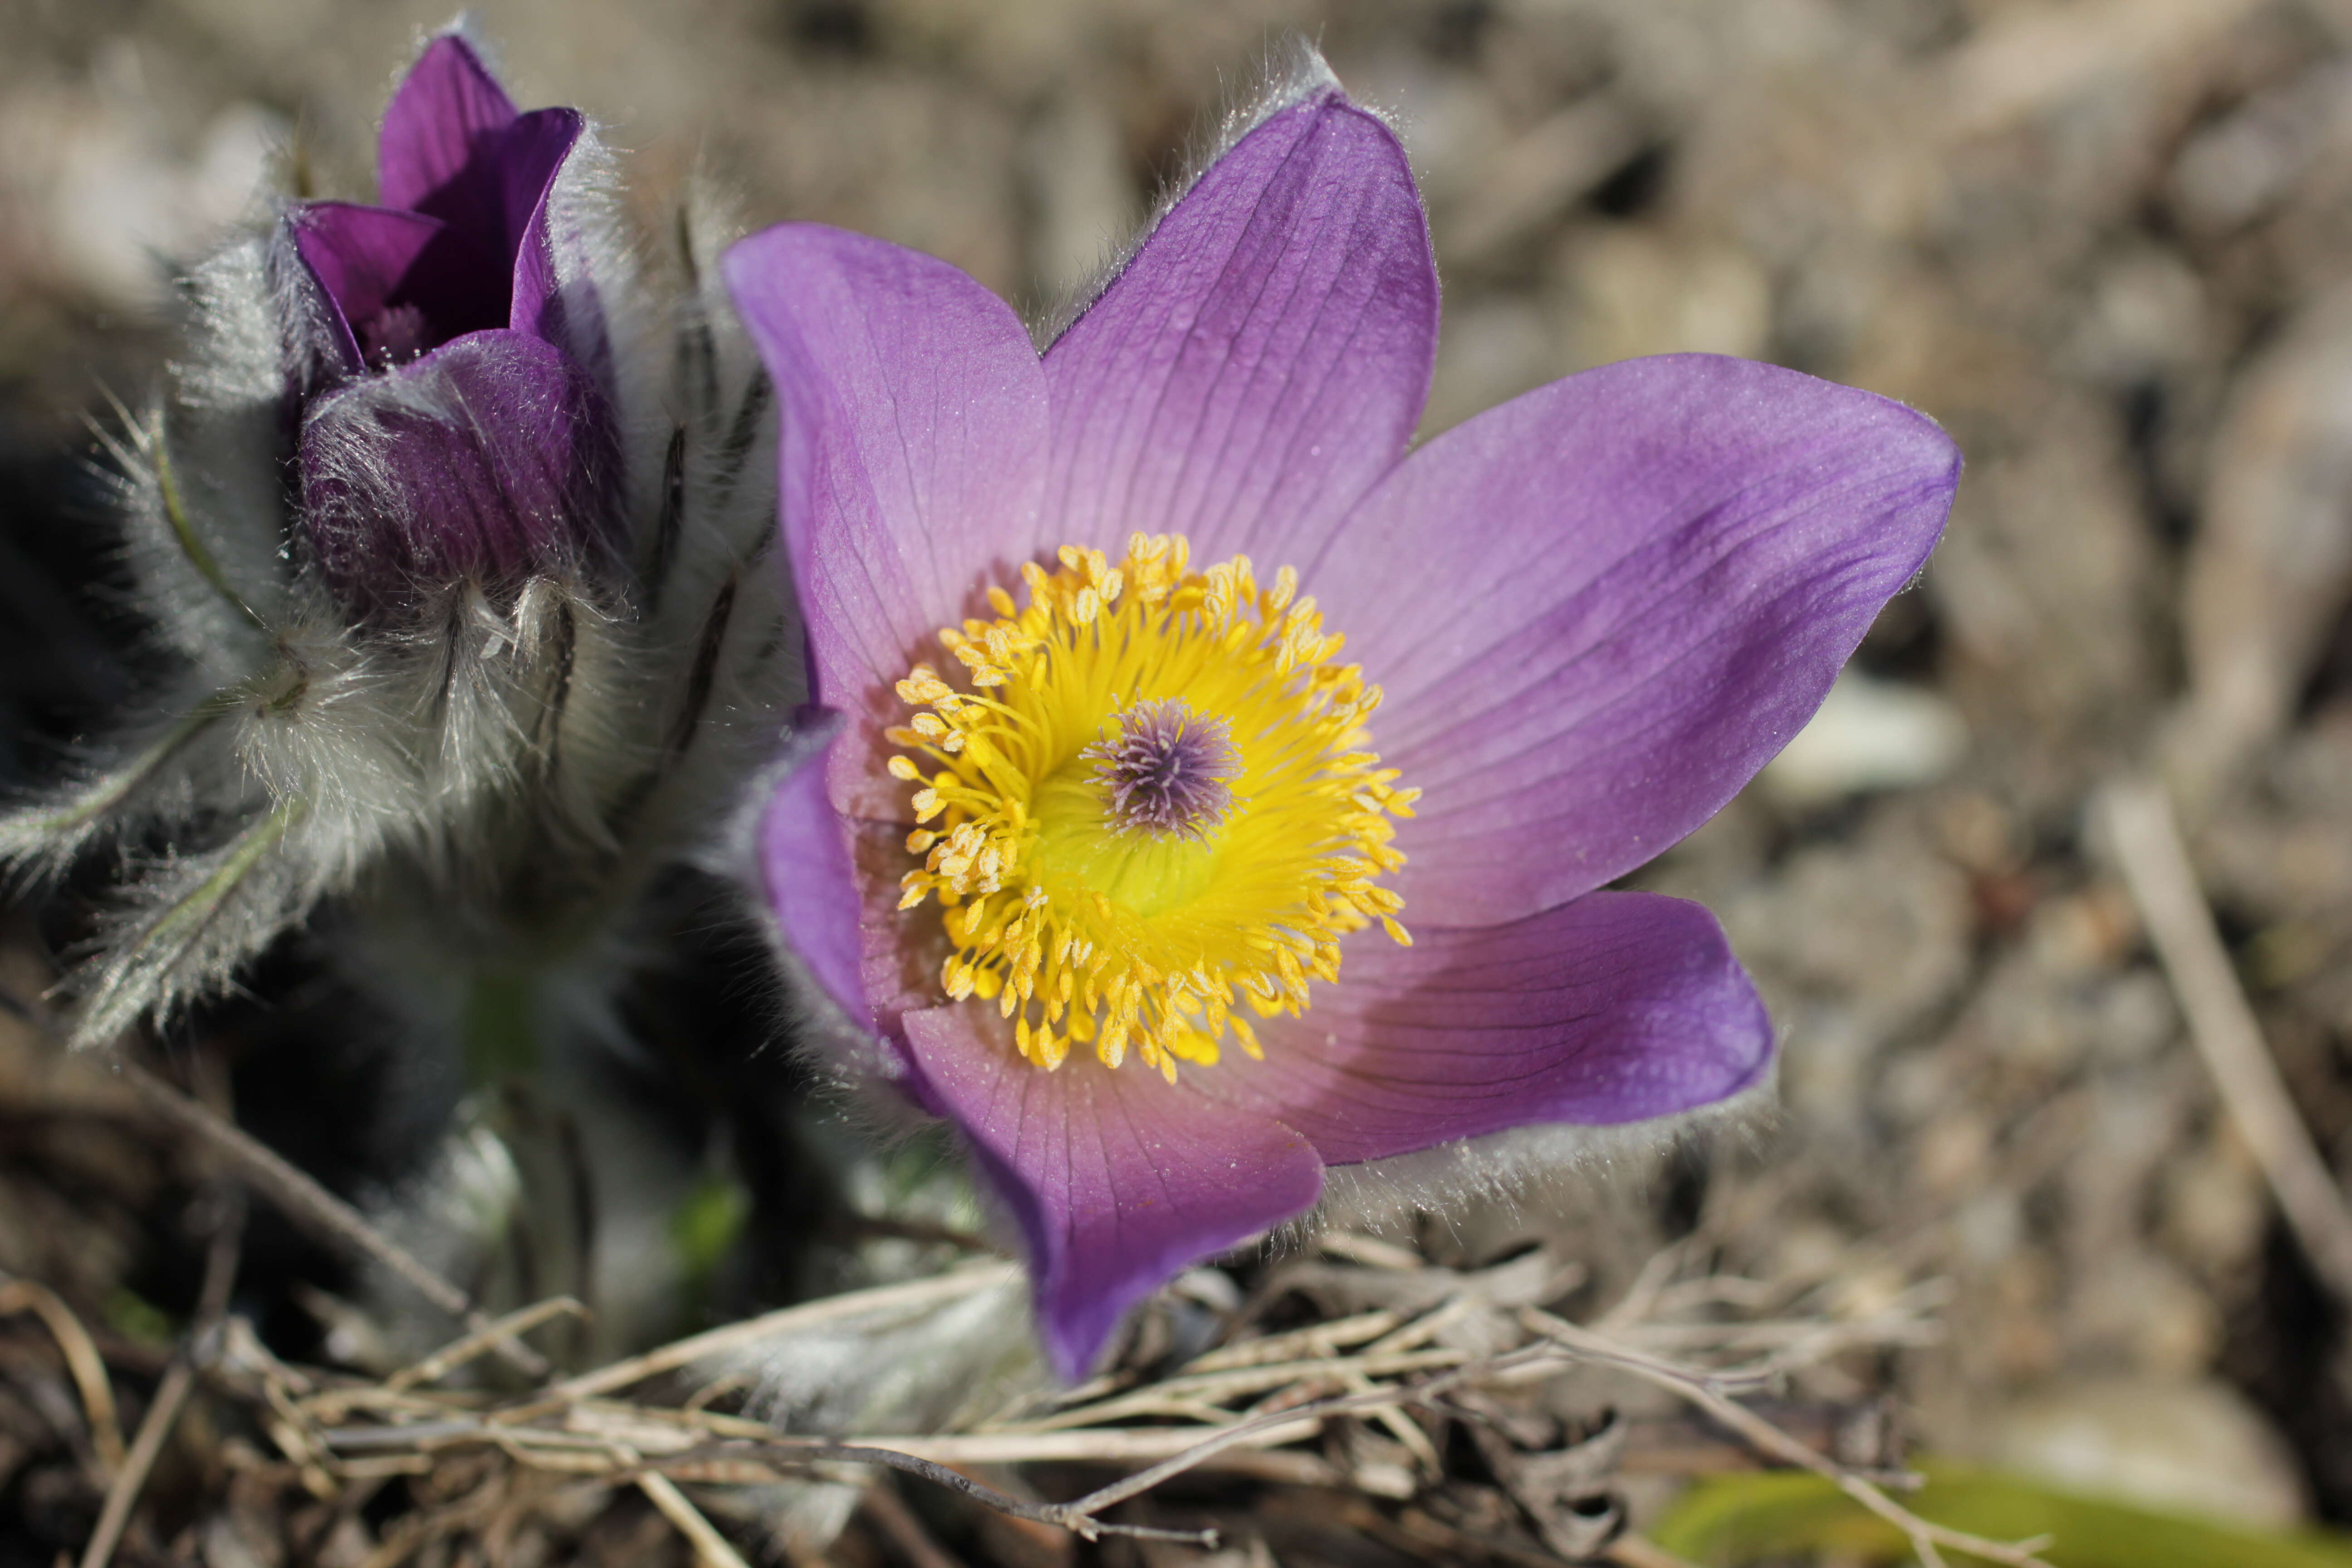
(150, 407, 270, 635)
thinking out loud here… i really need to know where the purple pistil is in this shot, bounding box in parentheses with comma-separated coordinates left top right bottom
(1084, 699, 1242, 839)
(360, 304, 434, 370)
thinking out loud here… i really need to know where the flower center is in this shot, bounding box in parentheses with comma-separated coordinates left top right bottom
(359, 303, 434, 371)
(1084, 698, 1240, 839)
(887, 533, 1419, 1083)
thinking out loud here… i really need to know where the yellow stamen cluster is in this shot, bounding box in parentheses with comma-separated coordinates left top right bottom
(887, 533, 1420, 1083)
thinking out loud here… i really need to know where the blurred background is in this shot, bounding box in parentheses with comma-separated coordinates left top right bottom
(7, 0, 2352, 1563)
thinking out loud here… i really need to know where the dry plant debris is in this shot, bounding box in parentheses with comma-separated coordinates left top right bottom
(4, 1083, 2011, 1568)
(0, 990, 1994, 1564)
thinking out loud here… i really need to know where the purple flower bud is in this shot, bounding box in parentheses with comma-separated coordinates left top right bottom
(280, 35, 619, 614)
(2, 27, 796, 1058)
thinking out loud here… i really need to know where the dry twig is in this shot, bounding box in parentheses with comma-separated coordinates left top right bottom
(14, 1186, 1952, 1564)
(1520, 1308, 2054, 1568)
(636, 1470, 755, 1568)
(80, 1189, 245, 1568)
(2102, 776, 2352, 1303)
(538, 1258, 1020, 1404)
(351, 1219, 1953, 1560)
(860, 1476, 968, 1568)
(119, 1061, 552, 1378)
(0, 1274, 127, 1474)
(384, 1298, 588, 1395)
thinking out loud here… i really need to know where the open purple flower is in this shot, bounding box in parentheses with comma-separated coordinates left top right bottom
(725, 72, 1959, 1379)
(282, 33, 618, 611)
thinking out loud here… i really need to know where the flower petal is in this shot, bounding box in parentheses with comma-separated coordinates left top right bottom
(297, 329, 619, 609)
(1041, 88, 1436, 567)
(1202, 892, 1770, 1166)
(723, 224, 1051, 818)
(293, 201, 507, 360)
(759, 711, 871, 1033)
(378, 34, 521, 214)
(901, 1007, 1324, 1379)
(377, 35, 588, 353)
(491, 109, 590, 341)
(1312, 354, 1959, 926)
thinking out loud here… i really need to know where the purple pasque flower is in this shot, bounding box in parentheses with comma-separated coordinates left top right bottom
(725, 69, 1959, 1379)
(283, 33, 618, 612)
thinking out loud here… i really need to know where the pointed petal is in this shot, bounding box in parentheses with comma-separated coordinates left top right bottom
(1313, 355, 1958, 926)
(1202, 892, 1770, 1166)
(292, 201, 507, 356)
(290, 203, 434, 349)
(377, 36, 595, 368)
(297, 329, 619, 610)
(379, 34, 520, 213)
(1041, 88, 1436, 568)
(722, 224, 1052, 819)
(277, 213, 367, 386)
(382, 33, 581, 315)
(761, 762, 952, 1063)
(759, 711, 872, 1032)
(901, 1008, 1324, 1379)
(488, 108, 588, 338)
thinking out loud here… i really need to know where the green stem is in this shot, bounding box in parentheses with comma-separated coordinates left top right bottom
(141, 795, 307, 956)
(150, 410, 271, 636)
(15, 704, 225, 841)
(464, 970, 541, 1087)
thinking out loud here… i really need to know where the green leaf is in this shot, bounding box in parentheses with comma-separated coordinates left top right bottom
(672, 1175, 750, 1282)
(103, 1287, 177, 1347)
(1650, 1464, 2352, 1568)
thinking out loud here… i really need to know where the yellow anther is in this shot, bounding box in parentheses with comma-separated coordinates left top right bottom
(897, 670, 951, 705)
(1230, 1015, 1262, 1059)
